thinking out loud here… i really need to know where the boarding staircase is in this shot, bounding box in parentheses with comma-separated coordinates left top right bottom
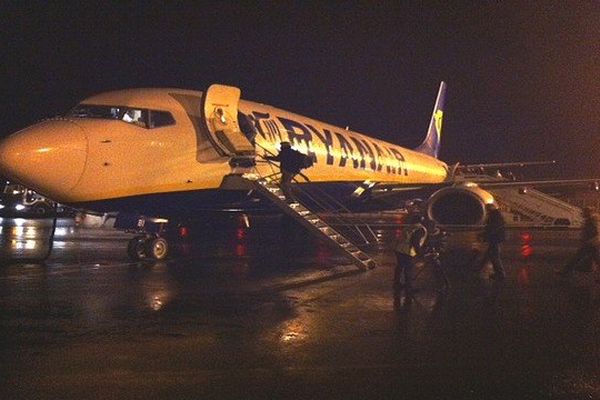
(459, 173, 583, 227)
(221, 173, 376, 271)
(491, 186, 583, 226)
(203, 83, 376, 270)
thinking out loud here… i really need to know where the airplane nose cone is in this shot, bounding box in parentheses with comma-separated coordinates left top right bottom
(0, 120, 87, 200)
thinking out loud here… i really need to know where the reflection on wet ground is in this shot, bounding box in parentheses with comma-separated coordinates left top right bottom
(1, 217, 599, 399)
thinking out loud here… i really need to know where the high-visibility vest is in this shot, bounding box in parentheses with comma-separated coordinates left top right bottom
(395, 223, 427, 257)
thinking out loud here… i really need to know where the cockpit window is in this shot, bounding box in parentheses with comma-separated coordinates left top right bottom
(121, 109, 148, 127)
(149, 110, 176, 128)
(67, 104, 175, 129)
(69, 104, 124, 120)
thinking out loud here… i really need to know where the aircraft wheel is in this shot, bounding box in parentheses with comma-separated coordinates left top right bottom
(145, 237, 169, 260)
(127, 237, 148, 261)
(33, 204, 51, 217)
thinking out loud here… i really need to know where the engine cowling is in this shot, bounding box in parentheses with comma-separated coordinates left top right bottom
(426, 182, 496, 225)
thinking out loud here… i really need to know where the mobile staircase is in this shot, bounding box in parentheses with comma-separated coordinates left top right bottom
(221, 172, 377, 271)
(491, 186, 583, 226)
(202, 83, 376, 270)
(459, 173, 583, 227)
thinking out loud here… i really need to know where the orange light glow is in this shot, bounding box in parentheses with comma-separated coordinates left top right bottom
(178, 226, 189, 238)
(236, 228, 246, 240)
(520, 232, 533, 243)
(521, 244, 534, 258)
(235, 243, 246, 257)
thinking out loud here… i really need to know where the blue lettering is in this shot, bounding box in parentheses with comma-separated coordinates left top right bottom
(278, 117, 316, 160)
(349, 137, 366, 169)
(306, 124, 334, 165)
(278, 117, 311, 147)
(350, 137, 378, 171)
(250, 112, 279, 142)
(388, 147, 407, 175)
(370, 141, 385, 172)
(384, 147, 397, 174)
(334, 132, 358, 168)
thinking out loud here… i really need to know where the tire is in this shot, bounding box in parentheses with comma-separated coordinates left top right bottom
(127, 237, 147, 261)
(145, 237, 169, 260)
(32, 204, 51, 217)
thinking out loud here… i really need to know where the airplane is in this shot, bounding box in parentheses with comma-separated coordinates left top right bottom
(0, 82, 596, 260)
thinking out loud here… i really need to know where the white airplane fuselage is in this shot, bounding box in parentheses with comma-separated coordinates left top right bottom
(0, 87, 449, 215)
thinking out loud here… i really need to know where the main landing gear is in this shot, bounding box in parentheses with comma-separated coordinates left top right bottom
(127, 234, 169, 261)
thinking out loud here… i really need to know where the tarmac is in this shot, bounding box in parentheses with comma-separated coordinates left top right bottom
(0, 217, 599, 399)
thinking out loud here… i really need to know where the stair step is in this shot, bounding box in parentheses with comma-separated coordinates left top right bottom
(242, 176, 377, 270)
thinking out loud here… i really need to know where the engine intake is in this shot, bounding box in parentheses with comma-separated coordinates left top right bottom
(426, 183, 495, 225)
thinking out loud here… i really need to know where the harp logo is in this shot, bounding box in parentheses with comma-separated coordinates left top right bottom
(434, 110, 444, 137)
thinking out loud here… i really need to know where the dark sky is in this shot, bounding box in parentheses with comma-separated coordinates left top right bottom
(1, 1, 599, 177)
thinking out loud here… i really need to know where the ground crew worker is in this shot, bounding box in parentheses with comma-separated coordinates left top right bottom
(265, 142, 307, 201)
(394, 209, 428, 307)
(557, 207, 600, 277)
(481, 203, 507, 280)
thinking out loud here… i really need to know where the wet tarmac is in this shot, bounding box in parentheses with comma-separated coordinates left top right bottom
(1, 217, 599, 399)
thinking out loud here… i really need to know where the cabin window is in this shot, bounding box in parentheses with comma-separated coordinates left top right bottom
(67, 104, 175, 129)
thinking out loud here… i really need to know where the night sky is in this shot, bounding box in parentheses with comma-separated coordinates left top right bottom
(2, 2, 599, 178)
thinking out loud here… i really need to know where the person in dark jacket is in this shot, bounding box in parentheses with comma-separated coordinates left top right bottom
(394, 209, 428, 307)
(481, 203, 506, 280)
(265, 142, 307, 201)
(557, 207, 600, 277)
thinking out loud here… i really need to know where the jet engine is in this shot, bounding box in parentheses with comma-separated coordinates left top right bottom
(426, 182, 496, 225)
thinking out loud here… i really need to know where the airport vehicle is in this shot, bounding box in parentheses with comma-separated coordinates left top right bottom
(0, 82, 595, 260)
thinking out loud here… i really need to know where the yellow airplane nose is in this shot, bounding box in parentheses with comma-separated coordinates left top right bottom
(0, 120, 87, 200)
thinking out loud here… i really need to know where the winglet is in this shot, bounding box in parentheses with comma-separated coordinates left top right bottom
(415, 81, 446, 159)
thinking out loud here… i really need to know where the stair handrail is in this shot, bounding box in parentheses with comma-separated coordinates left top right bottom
(251, 143, 378, 245)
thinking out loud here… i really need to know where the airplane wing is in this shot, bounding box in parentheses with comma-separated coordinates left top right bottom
(352, 176, 600, 201)
(476, 178, 600, 190)
(456, 160, 557, 171)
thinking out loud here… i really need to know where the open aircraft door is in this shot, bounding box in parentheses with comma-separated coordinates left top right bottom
(201, 84, 255, 157)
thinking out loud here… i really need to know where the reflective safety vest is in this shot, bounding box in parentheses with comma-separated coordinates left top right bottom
(395, 223, 428, 257)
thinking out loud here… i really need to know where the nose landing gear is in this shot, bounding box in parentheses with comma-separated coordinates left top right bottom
(127, 234, 169, 261)
(120, 215, 171, 261)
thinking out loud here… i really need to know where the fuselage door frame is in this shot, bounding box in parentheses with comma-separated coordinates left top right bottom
(200, 84, 255, 157)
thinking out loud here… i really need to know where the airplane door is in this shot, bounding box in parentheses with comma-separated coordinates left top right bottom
(201, 84, 255, 157)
